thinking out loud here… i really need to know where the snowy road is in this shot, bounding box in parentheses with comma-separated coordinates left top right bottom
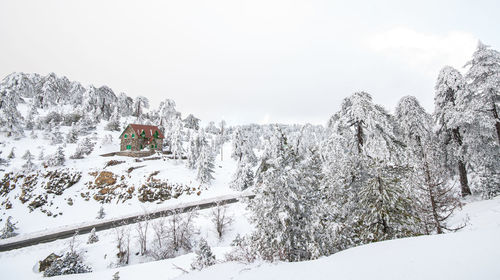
(0, 193, 254, 252)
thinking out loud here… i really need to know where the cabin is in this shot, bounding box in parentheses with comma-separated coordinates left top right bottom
(119, 124, 164, 151)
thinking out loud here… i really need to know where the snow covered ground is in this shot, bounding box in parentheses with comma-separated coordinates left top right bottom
(1, 195, 498, 279)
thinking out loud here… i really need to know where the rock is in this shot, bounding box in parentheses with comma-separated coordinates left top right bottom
(94, 171, 116, 186)
(39, 253, 61, 272)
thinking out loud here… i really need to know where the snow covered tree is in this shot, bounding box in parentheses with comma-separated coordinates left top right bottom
(323, 92, 420, 251)
(186, 130, 207, 169)
(251, 128, 326, 261)
(22, 150, 36, 171)
(117, 92, 134, 117)
(0, 216, 18, 239)
(70, 138, 95, 159)
(191, 238, 216, 271)
(66, 124, 79, 144)
(464, 41, 500, 143)
(183, 114, 200, 130)
(87, 228, 99, 244)
(434, 66, 472, 197)
(0, 87, 24, 137)
(7, 147, 15, 159)
(395, 95, 461, 233)
(229, 160, 254, 191)
(156, 99, 179, 131)
(51, 125, 63, 145)
(47, 146, 65, 166)
(196, 144, 215, 184)
(105, 107, 121, 131)
(96, 206, 105, 219)
(133, 96, 149, 119)
(231, 128, 257, 165)
(169, 117, 184, 160)
(211, 202, 234, 239)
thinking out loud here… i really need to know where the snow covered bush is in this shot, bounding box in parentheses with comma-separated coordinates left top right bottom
(191, 238, 216, 271)
(46, 146, 65, 166)
(43, 251, 92, 277)
(43, 233, 92, 277)
(224, 234, 257, 264)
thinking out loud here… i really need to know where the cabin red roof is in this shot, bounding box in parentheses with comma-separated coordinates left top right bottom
(121, 124, 165, 139)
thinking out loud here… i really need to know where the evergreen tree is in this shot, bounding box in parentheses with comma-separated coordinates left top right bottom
(186, 130, 207, 169)
(229, 160, 254, 191)
(47, 146, 65, 166)
(231, 128, 257, 165)
(169, 117, 184, 160)
(105, 107, 121, 131)
(0, 216, 18, 239)
(434, 66, 472, 197)
(196, 144, 215, 184)
(395, 95, 461, 234)
(464, 41, 500, 143)
(7, 147, 15, 159)
(251, 128, 325, 261)
(22, 150, 36, 171)
(66, 124, 79, 143)
(96, 205, 105, 219)
(324, 92, 420, 251)
(191, 238, 216, 271)
(87, 228, 99, 244)
(133, 96, 149, 118)
(0, 87, 24, 137)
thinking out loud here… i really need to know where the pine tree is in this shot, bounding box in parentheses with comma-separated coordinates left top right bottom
(324, 92, 420, 251)
(434, 66, 472, 197)
(0, 216, 18, 239)
(395, 95, 461, 234)
(170, 117, 184, 160)
(196, 144, 215, 184)
(464, 41, 500, 143)
(133, 96, 149, 118)
(87, 228, 99, 244)
(96, 205, 105, 219)
(51, 125, 63, 145)
(191, 238, 216, 270)
(105, 107, 121, 131)
(186, 130, 207, 169)
(229, 160, 254, 191)
(48, 146, 65, 166)
(0, 87, 24, 137)
(251, 128, 325, 261)
(22, 150, 36, 171)
(231, 128, 257, 164)
(7, 147, 15, 159)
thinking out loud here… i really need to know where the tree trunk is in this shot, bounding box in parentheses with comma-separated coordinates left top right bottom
(356, 122, 364, 153)
(452, 128, 471, 197)
(458, 160, 471, 197)
(491, 102, 500, 144)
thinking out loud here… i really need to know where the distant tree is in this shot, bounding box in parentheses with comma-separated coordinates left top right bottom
(231, 128, 257, 164)
(47, 146, 65, 166)
(196, 144, 215, 184)
(118, 92, 134, 117)
(7, 147, 15, 159)
(0, 216, 18, 239)
(114, 226, 131, 266)
(70, 138, 95, 159)
(22, 150, 36, 171)
(87, 228, 99, 244)
(229, 160, 254, 191)
(169, 117, 184, 160)
(66, 124, 79, 143)
(133, 96, 149, 118)
(191, 238, 216, 271)
(0, 87, 24, 137)
(96, 206, 105, 219)
(183, 114, 200, 130)
(186, 130, 207, 169)
(105, 107, 121, 131)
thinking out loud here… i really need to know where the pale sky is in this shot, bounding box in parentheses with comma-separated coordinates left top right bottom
(1, 0, 499, 125)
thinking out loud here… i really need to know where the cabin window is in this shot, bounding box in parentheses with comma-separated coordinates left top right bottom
(155, 144, 157, 148)
(140, 144, 143, 149)
(141, 131, 146, 138)
(151, 144, 154, 148)
(154, 131, 159, 139)
(124, 134, 128, 139)
(132, 134, 135, 138)
(126, 145, 131, 150)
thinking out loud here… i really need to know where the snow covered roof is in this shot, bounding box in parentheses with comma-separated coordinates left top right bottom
(121, 124, 165, 139)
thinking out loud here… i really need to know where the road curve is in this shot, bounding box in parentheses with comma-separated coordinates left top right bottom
(0, 193, 255, 252)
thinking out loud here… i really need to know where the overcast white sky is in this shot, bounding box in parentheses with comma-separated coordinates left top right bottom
(1, 0, 499, 125)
